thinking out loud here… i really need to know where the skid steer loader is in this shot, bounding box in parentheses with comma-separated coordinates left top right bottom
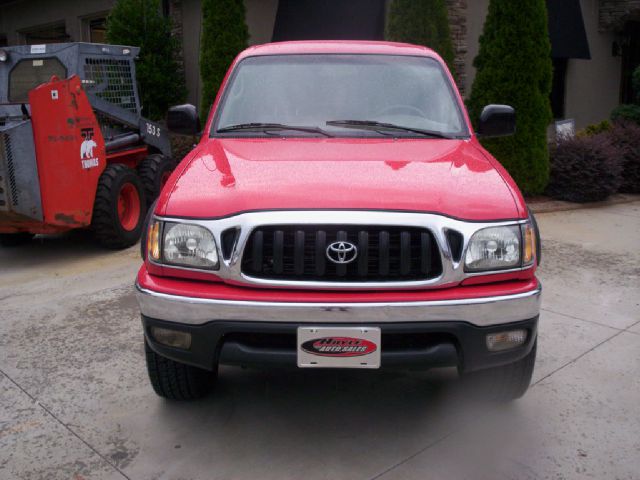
(0, 42, 175, 248)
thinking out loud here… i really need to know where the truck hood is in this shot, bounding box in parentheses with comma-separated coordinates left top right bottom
(161, 138, 524, 221)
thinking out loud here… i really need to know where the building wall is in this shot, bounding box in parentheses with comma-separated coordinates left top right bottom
(1, 0, 625, 127)
(445, 0, 468, 94)
(599, 0, 640, 30)
(245, 0, 278, 45)
(0, 0, 115, 44)
(180, 0, 277, 107)
(463, 0, 621, 129)
(0, 0, 276, 108)
(181, 0, 202, 107)
(565, 0, 622, 129)
(463, 0, 488, 97)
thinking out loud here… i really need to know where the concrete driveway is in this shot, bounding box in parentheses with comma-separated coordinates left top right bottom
(1, 202, 639, 480)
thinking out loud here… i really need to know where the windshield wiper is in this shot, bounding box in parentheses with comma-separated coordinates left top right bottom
(326, 120, 456, 139)
(217, 122, 333, 137)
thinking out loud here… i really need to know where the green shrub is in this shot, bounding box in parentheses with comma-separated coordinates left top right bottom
(611, 104, 640, 125)
(578, 120, 612, 138)
(106, 0, 186, 120)
(385, 0, 455, 72)
(547, 134, 622, 203)
(200, 0, 249, 122)
(466, 0, 553, 194)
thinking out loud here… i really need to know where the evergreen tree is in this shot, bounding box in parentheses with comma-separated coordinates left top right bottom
(106, 0, 186, 120)
(467, 0, 553, 194)
(200, 0, 249, 122)
(385, 0, 455, 72)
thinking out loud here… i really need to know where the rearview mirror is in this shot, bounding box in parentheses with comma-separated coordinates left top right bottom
(167, 104, 201, 136)
(477, 105, 516, 138)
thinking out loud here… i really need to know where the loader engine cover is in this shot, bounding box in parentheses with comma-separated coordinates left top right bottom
(0, 113, 43, 223)
(29, 75, 106, 227)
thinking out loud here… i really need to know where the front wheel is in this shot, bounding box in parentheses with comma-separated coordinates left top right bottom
(137, 154, 175, 208)
(145, 341, 216, 400)
(92, 164, 147, 249)
(464, 340, 537, 401)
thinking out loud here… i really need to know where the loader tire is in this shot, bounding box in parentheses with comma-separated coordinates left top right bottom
(92, 164, 147, 249)
(0, 233, 34, 247)
(138, 154, 175, 208)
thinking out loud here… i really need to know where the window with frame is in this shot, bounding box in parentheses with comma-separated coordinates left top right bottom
(20, 23, 69, 44)
(87, 17, 107, 43)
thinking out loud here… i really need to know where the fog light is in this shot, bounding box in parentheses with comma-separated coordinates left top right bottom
(486, 329, 527, 352)
(151, 327, 192, 349)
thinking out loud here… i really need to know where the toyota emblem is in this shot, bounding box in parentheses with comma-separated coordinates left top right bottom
(326, 241, 358, 264)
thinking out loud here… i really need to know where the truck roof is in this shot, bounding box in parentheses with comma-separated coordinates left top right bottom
(238, 40, 439, 60)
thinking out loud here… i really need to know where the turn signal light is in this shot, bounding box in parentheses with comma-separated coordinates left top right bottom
(148, 221, 161, 261)
(523, 223, 536, 266)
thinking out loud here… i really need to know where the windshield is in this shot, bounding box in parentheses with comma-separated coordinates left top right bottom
(213, 54, 468, 138)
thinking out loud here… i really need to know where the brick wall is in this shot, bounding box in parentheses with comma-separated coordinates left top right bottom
(446, 0, 468, 94)
(168, 0, 186, 83)
(599, 0, 640, 31)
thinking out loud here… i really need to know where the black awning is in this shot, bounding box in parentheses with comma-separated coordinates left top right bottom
(547, 0, 591, 59)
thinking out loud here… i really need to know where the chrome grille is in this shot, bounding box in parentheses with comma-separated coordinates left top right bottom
(241, 225, 442, 282)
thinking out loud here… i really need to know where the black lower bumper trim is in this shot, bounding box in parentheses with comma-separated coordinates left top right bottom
(142, 316, 539, 373)
(218, 339, 459, 369)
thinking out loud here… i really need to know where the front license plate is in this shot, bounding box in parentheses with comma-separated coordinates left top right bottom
(297, 326, 381, 369)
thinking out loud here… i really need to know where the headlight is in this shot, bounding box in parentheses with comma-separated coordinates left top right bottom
(157, 222, 219, 270)
(464, 225, 521, 272)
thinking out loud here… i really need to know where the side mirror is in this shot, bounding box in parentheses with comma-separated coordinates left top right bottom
(167, 104, 201, 136)
(477, 105, 516, 138)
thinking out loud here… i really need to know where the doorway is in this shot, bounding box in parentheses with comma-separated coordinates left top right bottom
(272, 0, 386, 42)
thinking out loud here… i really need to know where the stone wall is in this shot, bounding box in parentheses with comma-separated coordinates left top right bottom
(599, 0, 640, 31)
(168, 0, 186, 84)
(446, 0, 468, 94)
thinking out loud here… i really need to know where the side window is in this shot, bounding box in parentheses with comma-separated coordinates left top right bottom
(9, 58, 67, 103)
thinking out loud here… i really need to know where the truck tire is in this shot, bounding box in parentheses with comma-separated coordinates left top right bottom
(0, 233, 34, 247)
(92, 164, 147, 249)
(145, 340, 216, 400)
(465, 340, 537, 402)
(137, 154, 175, 208)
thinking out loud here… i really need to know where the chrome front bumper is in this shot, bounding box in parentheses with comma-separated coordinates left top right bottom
(135, 283, 541, 327)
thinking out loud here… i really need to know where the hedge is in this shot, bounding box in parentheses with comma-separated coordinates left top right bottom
(466, 0, 553, 194)
(547, 134, 622, 203)
(385, 0, 455, 72)
(200, 0, 249, 122)
(107, 0, 186, 120)
(608, 121, 640, 193)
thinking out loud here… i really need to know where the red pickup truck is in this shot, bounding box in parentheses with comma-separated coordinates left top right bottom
(136, 41, 541, 401)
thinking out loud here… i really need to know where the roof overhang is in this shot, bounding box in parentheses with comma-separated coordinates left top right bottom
(547, 0, 591, 59)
